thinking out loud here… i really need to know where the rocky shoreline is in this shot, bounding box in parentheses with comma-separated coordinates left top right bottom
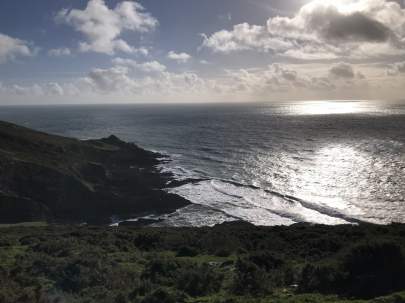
(0, 120, 190, 224)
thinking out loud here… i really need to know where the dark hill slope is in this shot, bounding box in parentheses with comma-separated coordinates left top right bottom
(0, 120, 189, 224)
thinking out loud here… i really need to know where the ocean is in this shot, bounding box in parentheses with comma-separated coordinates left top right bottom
(1, 100, 405, 226)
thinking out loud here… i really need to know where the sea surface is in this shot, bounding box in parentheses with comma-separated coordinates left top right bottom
(1, 100, 405, 226)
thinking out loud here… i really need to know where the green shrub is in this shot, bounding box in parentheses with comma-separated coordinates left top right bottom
(299, 241, 405, 299)
(298, 263, 344, 294)
(343, 241, 405, 298)
(231, 257, 272, 296)
(176, 246, 199, 257)
(141, 256, 180, 285)
(214, 248, 232, 257)
(141, 288, 185, 303)
(176, 264, 224, 296)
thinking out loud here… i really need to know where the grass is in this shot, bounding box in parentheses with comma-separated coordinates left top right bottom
(0, 245, 28, 267)
(0, 221, 48, 228)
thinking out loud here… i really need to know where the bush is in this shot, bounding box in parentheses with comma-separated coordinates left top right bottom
(214, 248, 232, 257)
(232, 258, 272, 296)
(298, 263, 344, 294)
(176, 264, 224, 296)
(343, 241, 405, 298)
(141, 288, 185, 303)
(141, 256, 180, 285)
(176, 246, 199, 257)
(299, 241, 405, 299)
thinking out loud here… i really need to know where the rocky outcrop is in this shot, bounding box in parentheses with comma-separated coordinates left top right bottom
(0, 120, 190, 224)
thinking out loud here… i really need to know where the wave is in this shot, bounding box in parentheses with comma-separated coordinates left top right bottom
(157, 149, 372, 226)
(207, 179, 356, 225)
(211, 178, 365, 224)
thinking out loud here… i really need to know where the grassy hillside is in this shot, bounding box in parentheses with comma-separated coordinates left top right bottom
(1, 222, 405, 303)
(0, 120, 189, 224)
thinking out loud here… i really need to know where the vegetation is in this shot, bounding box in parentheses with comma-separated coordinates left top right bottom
(0, 222, 405, 302)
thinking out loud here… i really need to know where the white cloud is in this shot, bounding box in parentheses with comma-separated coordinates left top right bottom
(112, 58, 167, 73)
(45, 82, 65, 95)
(167, 51, 192, 63)
(0, 57, 398, 103)
(0, 82, 69, 97)
(85, 66, 136, 92)
(81, 64, 209, 97)
(202, 0, 405, 60)
(201, 23, 293, 54)
(0, 33, 34, 63)
(224, 62, 373, 97)
(56, 0, 158, 55)
(133, 47, 149, 56)
(7, 84, 44, 96)
(48, 47, 72, 57)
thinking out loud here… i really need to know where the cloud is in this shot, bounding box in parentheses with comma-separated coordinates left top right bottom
(201, 23, 293, 54)
(56, 0, 158, 55)
(48, 47, 71, 57)
(387, 61, 405, 75)
(85, 66, 136, 92)
(225, 62, 373, 97)
(133, 47, 149, 56)
(112, 58, 167, 73)
(304, 8, 391, 43)
(0, 81, 80, 97)
(218, 12, 232, 22)
(0, 33, 34, 63)
(226, 64, 312, 94)
(167, 51, 192, 63)
(202, 0, 405, 60)
(45, 82, 65, 96)
(1, 60, 401, 102)
(82, 64, 209, 97)
(356, 71, 366, 79)
(329, 62, 355, 78)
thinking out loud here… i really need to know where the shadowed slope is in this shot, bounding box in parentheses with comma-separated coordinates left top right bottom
(0, 120, 189, 224)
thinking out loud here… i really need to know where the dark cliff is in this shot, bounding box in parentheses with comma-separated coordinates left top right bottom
(0, 120, 189, 224)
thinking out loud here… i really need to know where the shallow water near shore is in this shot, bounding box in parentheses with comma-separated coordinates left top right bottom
(1, 100, 405, 226)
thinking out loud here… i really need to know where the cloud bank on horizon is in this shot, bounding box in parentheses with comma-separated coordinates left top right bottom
(0, 0, 404, 104)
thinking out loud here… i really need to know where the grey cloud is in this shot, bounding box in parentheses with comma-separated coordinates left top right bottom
(329, 62, 355, 79)
(356, 71, 366, 79)
(311, 12, 392, 43)
(387, 61, 405, 75)
(310, 77, 336, 90)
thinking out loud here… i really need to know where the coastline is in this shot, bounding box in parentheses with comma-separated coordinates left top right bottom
(0, 120, 190, 225)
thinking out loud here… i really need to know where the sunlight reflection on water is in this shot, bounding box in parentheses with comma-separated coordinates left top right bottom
(286, 100, 377, 115)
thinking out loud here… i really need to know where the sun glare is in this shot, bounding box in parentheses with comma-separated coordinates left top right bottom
(290, 100, 369, 115)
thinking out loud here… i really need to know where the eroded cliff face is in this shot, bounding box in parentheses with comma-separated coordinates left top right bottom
(0, 121, 189, 224)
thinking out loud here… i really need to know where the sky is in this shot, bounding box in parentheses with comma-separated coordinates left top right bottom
(0, 0, 404, 104)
